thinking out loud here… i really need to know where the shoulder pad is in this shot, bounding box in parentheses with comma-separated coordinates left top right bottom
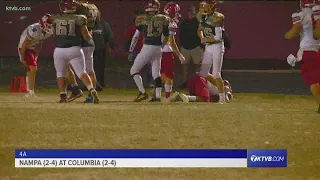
(169, 21, 178, 35)
(135, 15, 146, 26)
(27, 24, 39, 38)
(76, 14, 87, 26)
(292, 12, 302, 24)
(161, 14, 170, 25)
(196, 12, 204, 23)
(213, 12, 224, 27)
(313, 5, 320, 20)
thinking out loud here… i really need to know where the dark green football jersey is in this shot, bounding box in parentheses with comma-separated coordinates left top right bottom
(51, 14, 87, 48)
(197, 12, 224, 40)
(75, 2, 98, 47)
(135, 14, 170, 46)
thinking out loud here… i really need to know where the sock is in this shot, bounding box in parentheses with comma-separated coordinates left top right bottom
(219, 93, 225, 102)
(188, 95, 197, 102)
(60, 92, 67, 98)
(26, 76, 29, 92)
(165, 84, 173, 98)
(155, 87, 162, 99)
(86, 84, 93, 91)
(133, 74, 145, 93)
(71, 84, 78, 87)
(29, 90, 34, 95)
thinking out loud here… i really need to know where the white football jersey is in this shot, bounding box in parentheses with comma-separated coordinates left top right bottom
(162, 21, 178, 52)
(292, 7, 319, 53)
(18, 23, 51, 50)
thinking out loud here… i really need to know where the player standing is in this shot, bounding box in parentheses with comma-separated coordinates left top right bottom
(129, 0, 171, 102)
(197, 0, 226, 104)
(161, 2, 185, 99)
(51, 0, 99, 103)
(285, 0, 320, 113)
(18, 14, 53, 97)
(67, 0, 99, 103)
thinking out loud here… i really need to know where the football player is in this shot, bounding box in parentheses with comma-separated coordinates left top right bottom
(129, 0, 172, 102)
(161, 2, 185, 99)
(18, 14, 53, 97)
(51, 0, 99, 103)
(66, 0, 99, 102)
(197, 0, 226, 104)
(166, 74, 232, 103)
(285, 0, 320, 113)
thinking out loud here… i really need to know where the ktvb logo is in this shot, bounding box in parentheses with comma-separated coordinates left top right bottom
(250, 155, 285, 162)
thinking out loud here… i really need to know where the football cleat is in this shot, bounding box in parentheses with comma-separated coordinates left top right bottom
(68, 88, 83, 102)
(149, 97, 161, 102)
(178, 93, 189, 103)
(134, 92, 149, 102)
(90, 89, 99, 104)
(59, 97, 68, 103)
(24, 93, 38, 98)
(166, 92, 180, 102)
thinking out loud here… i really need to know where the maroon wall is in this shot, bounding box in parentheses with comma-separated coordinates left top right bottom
(0, 1, 300, 60)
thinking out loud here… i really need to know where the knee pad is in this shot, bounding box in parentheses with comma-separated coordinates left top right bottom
(56, 71, 66, 78)
(130, 67, 138, 76)
(212, 71, 221, 79)
(154, 77, 162, 87)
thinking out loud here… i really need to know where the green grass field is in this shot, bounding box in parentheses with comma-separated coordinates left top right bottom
(0, 88, 319, 180)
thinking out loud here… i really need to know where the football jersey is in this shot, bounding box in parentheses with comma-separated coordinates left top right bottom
(18, 23, 51, 50)
(292, 7, 319, 52)
(51, 14, 88, 48)
(197, 11, 224, 44)
(207, 81, 219, 95)
(162, 20, 178, 52)
(75, 2, 98, 30)
(135, 14, 170, 46)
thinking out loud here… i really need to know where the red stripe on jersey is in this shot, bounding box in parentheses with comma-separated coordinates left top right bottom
(292, 17, 301, 23)
(169, 27, 178, 32)
(26, 30, 33, 39)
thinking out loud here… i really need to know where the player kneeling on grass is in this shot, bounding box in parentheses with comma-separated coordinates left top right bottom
(18, 14, 53, 97)
(161, 2, 185, 99)
(167, 74, 232, 103)
(285, 0, 320, 113)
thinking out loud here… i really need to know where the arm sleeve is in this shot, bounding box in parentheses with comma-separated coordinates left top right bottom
(313, 5, 320, 20)
(103, 21, 115, 49)
(292, 12, 302, 24)
(129, 29, 140, 52)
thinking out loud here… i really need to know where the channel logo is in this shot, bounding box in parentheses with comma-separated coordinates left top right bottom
(247, 149, 287, 168)
(250, 155, 285, 162)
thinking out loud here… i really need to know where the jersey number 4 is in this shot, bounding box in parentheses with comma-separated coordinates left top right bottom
(55, 19, 76, 36)
(147, 21, 163, 37)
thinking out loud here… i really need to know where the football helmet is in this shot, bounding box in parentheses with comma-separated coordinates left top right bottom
(300, 0, 316, 8)
(59, 0, 76, 13)
(39, 14, 53, 34)
(144, 0, 160, 12)
(164, 2, 181, 23)
(199, 0, 216, 15)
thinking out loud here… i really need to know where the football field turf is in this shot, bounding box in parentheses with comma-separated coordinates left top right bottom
(0, 89, 319, 180)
